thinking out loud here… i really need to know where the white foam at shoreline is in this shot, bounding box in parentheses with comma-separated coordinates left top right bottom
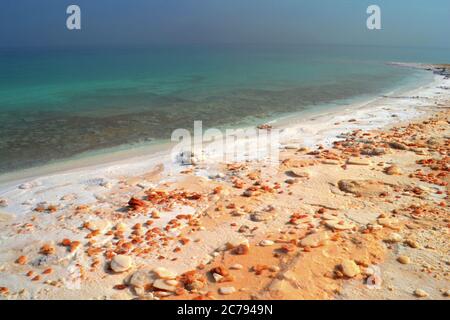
(1, 72, 449, 217)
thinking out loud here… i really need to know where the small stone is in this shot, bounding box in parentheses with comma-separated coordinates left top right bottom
(110, 255, 133, 273)
(129, 270, 154, 288)
(230, 264, 243, 270)
(86, 220, 111, 233)
(219, 286, 236, 295)
(259, 240, 274, 247)
(384, 165, 402, 175)
(340, 260, 360, 278)
(413, 289, 429, 298)
(378, 218, 400, 230)
(405, 239, 420, 249)
(443, 289, 450, 297)
(115, 222, 128, 232)
(153, 279, 177, 292)
(325, 220, 354, 231)
(0, 199, 8, 207)
(251, 211, 276, 222)
(347, 157, 371, 166)
(288, 170, 310, 178)
(300, 232, 329, 248)
(212, 273, 223, 282)
(389, 141, 407, 150)
(153, 267, 177, 279)
(384, 232, 403, 243)
(397, 255, 411, 264)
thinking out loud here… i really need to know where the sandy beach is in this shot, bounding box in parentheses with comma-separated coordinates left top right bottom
(0, 64, 449, 300)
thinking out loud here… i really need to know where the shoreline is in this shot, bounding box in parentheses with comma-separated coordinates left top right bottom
(0, 63, 449, 300)
(0, 63, 439, 187)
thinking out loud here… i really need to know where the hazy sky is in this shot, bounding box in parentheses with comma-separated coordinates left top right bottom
(1, 0, 450, 48)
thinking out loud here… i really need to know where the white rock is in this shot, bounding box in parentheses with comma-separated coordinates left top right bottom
(87, 220, 111, 233)
(259, 240, 274, 247)
(300, 232, 329, 248)
(152, 279, 177, 292)
(129, 270, 154, 288)
(414, 289, 429, 298)
(212, 273, 224, 282)
(340, 260, 360, 278)
(110, 255, 133, 273)
(219, 286, 236, 295)
(230, 264, 243, 270)
(0, 199, 8, 207)
(385, 232, 403, 243)
(153, 267, 177, 279)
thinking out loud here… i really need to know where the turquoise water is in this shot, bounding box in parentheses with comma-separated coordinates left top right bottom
(0, 45, 447, 172)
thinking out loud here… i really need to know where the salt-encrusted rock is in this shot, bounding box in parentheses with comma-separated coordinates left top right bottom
(389, 141, 408, 150)
(300, 232, 329, 248)
(384, 165, 402, 175)
(288, 169, 310, 178)
(219, 286, 236, 295)
(86, 220, 111, 233)
(338, 179, 386, 197)
(347, 157, 371, 166)
(129, 270, 154, 288)
(226, 238, 249, 251)
(340, 260, 360, 278)
(322, 159, 340, 165)
(378, 218, 400, 230)
(259, 240, 274, 247)
(414, 289, 429, 298)
(153, 279, 177, 292)
(325, 220, 355, 231)
(397, 255, 411, 264)
(251, 211, 276, 222)
(384, 232, 403, 243)
(153, 267, 177, 279)
(110, 255, 133, 273)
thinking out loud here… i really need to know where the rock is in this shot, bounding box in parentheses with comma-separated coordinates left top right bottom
(129, 270, 154, 288)
(322, 159, 340, 165)
(338, 179, 387, 197)
(86, 220, 111, 233)
(413, 289, 429, 298)
(226, 238, 249, 250)
(110, 255, 133, 273)
(128, 197, 147, 210)
(153, 279, 177, 292)
(325, 220, 355, 231)
(389, 141, 408, 150)
(384, 232, 403, 243)
(378, 218, 400, 230)
(219, 286, 236, 295)
(19, 182, 33, 190)
(251, 211, 276, 222)
(340, 260, 360, 278)
(405, 239, 420, 249)
(259, 240, 274, 247)
(397, 256, 411, 264)
(230, 264, 243, 270)
(300, 232, 329, 248)
(347, 157, 371, 166)
(287, 170, 310, 178)
(212, 273, 223, 282)
(153, 267, 177, 279)
(361, 147, 386, 156)
(384, 165, 402, 175)
(115, 222, 128, 232)
(443, 290, 450, 297)
(0, 199, 8, 207)
(285, 178, 298, 185)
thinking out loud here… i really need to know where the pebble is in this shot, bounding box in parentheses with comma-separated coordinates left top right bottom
(385, 165, 402, 175)
(384, 232, 403, 243)
(230, 264, 243, 270)
(110, 255, 133, 273)
(259, 240, 274, 247)
(300, 232, 329, 248)
(129, 270, 154, 288)
(413, 289, 429, 298)
(288, 170, 310, 178)
(405, 239, 420, 249)
(347, 157, 371, 166)
(251, 211, 276, 222)
(152, 279, 177, 292)
(86, 220, 111, 233)
(397, 255, 411, 264)
(153, 267, 177, 279)
(340, 259, 360, 278)
(0, 199, 8, 207)
(219, 286, 236, 295)
(325, 220, 354, 231)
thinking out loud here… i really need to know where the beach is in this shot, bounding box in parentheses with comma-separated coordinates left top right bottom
(0, 64, 449, 300)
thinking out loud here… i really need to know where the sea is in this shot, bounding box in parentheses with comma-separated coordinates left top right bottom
(0, 44, 448, 173)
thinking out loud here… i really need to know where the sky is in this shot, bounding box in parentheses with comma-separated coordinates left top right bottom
(1, 0, 450, 49)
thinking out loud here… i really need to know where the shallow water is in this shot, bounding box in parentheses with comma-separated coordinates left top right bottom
(0, 44, 447, 173)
